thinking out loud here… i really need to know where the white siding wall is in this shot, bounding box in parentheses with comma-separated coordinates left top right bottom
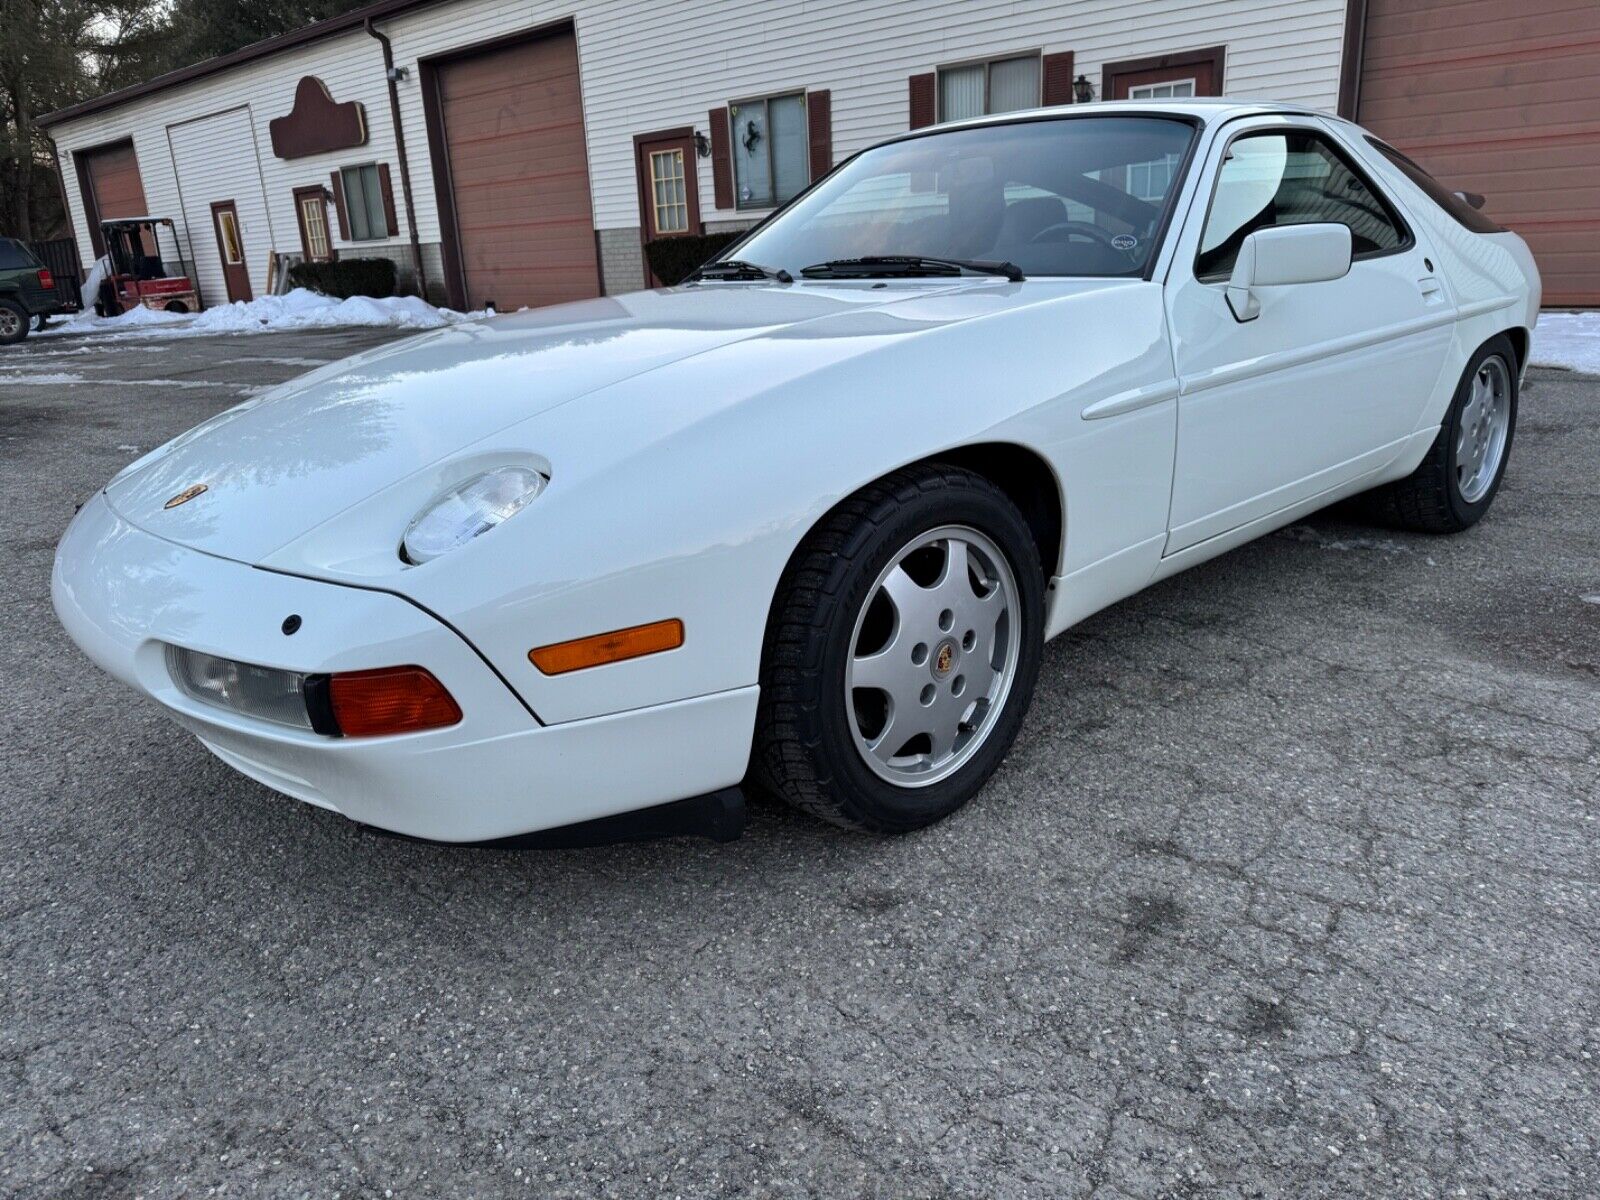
(166, 107, 274, 303)
(52, 28, 407, 304)
(49, 0, 1348, 304)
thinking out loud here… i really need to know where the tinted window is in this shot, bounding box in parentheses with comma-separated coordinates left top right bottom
(1196, 131, 1407, 280)
(1366, 137, 1505, 234)
(727, 116, 1198, 278)
(0, 238, 39, 270)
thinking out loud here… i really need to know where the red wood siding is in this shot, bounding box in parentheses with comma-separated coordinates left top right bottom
(434, 27, 600, 310)
(807, 90, 832, 179)
(908, 73, 935, 128)
(1358, 0, 1600, 306)
(708, 107, 733, 210)
(1042, 51, 1076, 106)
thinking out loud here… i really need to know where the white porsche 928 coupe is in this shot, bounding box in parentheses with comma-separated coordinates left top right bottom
(54, 100, 1539, 842)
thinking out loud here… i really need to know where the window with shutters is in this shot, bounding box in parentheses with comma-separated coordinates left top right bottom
(937, 54, 1041, 122)
(728, 93, 808, 209)
(339, 164, 387, 241)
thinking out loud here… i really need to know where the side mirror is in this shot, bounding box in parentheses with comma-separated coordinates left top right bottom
(1226, 223, 1353, 322)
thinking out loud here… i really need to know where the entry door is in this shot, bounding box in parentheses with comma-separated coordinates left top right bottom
(1162, 120, 1453, 553)
(634, 129, 701, 286)
(210, 200, 252, 303)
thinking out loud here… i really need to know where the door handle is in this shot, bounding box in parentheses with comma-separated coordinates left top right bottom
(1418, 276, 1443, 302)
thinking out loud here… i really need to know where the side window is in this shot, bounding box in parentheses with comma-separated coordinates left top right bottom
(339, 164, 387, 241)
(730, 93, 808, 210)
(1365, 137, 1505, 234)
(1196, 130, 1407, 281)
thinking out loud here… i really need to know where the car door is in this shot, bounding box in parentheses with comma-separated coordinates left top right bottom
(1161, 116, 1454, 553)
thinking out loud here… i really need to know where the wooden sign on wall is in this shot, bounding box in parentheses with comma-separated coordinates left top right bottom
(270, 76, 368, 160)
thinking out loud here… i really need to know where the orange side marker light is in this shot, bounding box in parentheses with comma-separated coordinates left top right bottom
(529, 619, 684, 675)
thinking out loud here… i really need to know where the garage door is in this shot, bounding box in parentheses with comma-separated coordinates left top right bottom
(1358, 0, 1600, 306)
(83, 142, 149, 222)
(166, 107, 274, 309)
(433, 27, 601, 310)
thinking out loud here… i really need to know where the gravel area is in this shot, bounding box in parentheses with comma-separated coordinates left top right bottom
(2, 328, 1597, 1198)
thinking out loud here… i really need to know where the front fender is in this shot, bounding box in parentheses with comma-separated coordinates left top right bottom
(272, 281, 1177, 725)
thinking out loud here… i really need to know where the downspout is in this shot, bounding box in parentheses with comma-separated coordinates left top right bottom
(365, 17, 427, 297)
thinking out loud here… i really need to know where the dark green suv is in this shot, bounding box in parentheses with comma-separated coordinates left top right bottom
(0, 237, 66, 345)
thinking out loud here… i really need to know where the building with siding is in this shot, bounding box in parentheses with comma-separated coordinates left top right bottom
(36, 0, 1597, 312)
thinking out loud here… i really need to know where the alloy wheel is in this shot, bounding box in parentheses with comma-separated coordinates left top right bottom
(845, 525, 1021, 788)
(1457, 354, 1511, 504)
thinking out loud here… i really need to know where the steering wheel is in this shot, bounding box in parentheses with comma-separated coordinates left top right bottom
(1029, 220, 1130, 251)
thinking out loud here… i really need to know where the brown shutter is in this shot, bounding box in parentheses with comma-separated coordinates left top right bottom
(329, 170, 349, 240)
(909, 72, 935, 128)
(708, 107, 733, 210)
(377, 163, 400, 237)
(806, 89, 832, 180)
(1042, 51, 1076, 106)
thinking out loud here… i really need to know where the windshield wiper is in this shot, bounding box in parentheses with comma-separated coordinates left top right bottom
(799, 255, 1024, 282)
(685, 259, 793, 283)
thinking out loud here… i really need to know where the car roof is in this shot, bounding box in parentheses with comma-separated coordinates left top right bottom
(910, 97, 1330, 135)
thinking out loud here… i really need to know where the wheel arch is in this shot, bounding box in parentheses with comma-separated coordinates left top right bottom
(920, 442, 1065, 578)
(765, 441, 1066, 643)
(1501, 325, 1529, 376)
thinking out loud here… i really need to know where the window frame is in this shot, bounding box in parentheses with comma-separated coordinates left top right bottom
(934, 50, 1043, 122)
(338, 162, 388, 243)
(1191, 123, 1415, 285)
(727, 90, 810, 212)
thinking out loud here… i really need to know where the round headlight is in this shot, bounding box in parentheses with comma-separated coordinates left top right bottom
(402, 466, 547, 564)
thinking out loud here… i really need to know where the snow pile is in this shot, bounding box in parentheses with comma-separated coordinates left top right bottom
(41, 288, 481, 341)
(1531, 311, 1600, 375)
(190, 290, 463, 334)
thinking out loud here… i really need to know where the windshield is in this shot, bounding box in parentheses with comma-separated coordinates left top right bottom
(724, 116, 1198, 279)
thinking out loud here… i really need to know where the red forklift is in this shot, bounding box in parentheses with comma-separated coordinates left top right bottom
(93, 217, 201, 316)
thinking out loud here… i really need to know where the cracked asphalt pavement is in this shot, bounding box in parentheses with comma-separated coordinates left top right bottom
(2, 327, 1598, 1198)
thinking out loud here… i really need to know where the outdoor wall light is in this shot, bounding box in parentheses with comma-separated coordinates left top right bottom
(694, 131, 711, 157)
(1073, 74, 1095, 103)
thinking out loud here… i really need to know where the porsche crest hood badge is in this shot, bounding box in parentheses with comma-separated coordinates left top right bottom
(163, 483, 209, 509)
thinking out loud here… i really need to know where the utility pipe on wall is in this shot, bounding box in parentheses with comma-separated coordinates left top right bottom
(365, 18, 427, 298)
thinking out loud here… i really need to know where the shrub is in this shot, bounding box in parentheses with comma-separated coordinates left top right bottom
(288, 257, 398, 299)
(642, 232, 743, 287)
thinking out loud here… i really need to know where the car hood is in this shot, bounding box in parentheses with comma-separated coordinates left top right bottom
(103, 280, 1127, 566)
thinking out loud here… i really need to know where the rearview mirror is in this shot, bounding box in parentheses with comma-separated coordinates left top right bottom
(1226, 223, 1353, 322)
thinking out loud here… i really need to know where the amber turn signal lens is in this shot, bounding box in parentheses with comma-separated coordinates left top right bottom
(529, 619, 684, 675)
(327, 666, 462, 738)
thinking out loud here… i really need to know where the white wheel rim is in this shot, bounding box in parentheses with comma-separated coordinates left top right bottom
(0, 308, 19, 338)
(845, 525, 1021, 788)
(1457, 355, 1511, 504)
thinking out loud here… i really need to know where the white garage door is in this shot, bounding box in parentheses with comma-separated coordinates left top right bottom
(167, 107, 273, 309)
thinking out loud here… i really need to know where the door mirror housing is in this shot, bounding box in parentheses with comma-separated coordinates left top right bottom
(1225, 223, 1353, 322)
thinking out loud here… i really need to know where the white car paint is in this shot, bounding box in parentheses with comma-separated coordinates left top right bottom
(53, 100, 1539, 841)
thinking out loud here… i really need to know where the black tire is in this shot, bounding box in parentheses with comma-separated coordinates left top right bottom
(753, 465, 1045, 833)
(164, 301, 190, 314)
(1361, 334, 1519, 533)
(0, 298, 29, 345)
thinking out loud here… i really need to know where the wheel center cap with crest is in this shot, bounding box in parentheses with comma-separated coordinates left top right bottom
(932, 638, 959, 679)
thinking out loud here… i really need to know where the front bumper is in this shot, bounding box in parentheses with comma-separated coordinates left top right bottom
(52, 493, 756, 841)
